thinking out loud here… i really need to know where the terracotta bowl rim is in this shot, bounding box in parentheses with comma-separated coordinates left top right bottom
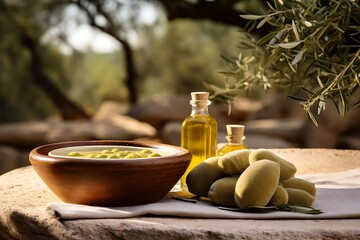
(29, 140, 191, 165)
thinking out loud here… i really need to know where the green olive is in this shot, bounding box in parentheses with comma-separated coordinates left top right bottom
(141, 149, 153, 155)
(208, 176, 238, 207)
(267, 184, 288, 207)
(125, 153, 141, 159)
(218, 149, 252, 175)
(234, 160, 280, 209)
(68, 152, 82, 156)
(285, 188, 315, 207)
(281, 177, 316, 196)
(147, 153, 161, 158)
(67, 148, 162, 159)
(186, 156, 226, 197)
(249, 149, 297, 181)
(111, 148, 120, 153)
(116, 152, 128, 158)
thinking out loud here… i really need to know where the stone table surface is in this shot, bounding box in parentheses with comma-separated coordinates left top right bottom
(1, 148, 360, 240)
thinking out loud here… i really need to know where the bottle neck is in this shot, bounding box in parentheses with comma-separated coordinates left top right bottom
(226, 135, 244, 145)
(190, 100, 210, 116)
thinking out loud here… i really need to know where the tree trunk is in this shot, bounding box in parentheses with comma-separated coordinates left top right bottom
(118, 38, 137, 104)
(21, 32, 89, 120)
(73, 0, 138, 104)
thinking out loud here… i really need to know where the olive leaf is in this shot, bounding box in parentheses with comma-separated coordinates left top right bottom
(239, 14, 266, 20)
(219, 205, 323, 214)
(172, 197, 198, 203)
(257, 17, 269, 29)
(277, 41, 302, 49)
(292, 20, 300, 41)
(219, 206, 278, 213)
(291, 49, 305, 65)
(278, 204, 323, 214)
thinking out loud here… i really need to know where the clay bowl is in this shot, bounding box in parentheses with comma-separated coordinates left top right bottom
(29, 140, 191, 206)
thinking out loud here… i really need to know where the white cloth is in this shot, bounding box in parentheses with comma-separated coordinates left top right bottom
(45, 168, 360, 220)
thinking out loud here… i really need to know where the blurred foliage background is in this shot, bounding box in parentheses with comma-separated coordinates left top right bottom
(0, 0, 265, 123)
(1, 0, 358, 125)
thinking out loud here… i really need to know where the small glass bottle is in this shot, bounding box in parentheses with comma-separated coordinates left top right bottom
(180, 92, 218, 191)
(217, 124, 247, 156)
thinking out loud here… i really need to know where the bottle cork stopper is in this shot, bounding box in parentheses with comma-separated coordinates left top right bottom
(191, 92, 209, 101)
(226, 124, 245, 136)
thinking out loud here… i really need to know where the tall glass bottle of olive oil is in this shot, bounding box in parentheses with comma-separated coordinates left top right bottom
(217, 124, 247, 156)
(180, 92, 217, 191)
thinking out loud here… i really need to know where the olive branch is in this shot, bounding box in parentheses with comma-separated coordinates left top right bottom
(210, 0, 360, 125)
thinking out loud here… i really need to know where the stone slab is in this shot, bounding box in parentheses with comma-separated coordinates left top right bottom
(1, 149, 360, 239)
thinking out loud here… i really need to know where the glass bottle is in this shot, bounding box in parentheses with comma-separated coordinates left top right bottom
(217, 124, 247, 156)
(180, 92, 218, 191)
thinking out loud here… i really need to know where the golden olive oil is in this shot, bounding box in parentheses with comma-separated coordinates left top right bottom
(217, 143, 247, 156)
(180, 92, 217, 191)
(217, 124, 247, 156)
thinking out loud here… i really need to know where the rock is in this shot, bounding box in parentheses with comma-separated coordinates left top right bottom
(244, 134, 294, 148)
(92, 100, 157, 140)
(0, 118, 156, 149)
(126, 94, 232, 128)
(218, 132, 294, 149)
(0, 145, 29, 175)
(0, 145, 19, 175)
(0, 101, 157, 173)
(337, 136, 360, 149)
(2, 149, 360, 239)
(126, 94, 190, 127)
(226, 98, 264, 121)
(159, 121, 182, 146)
(159, 121, 294, 148)
(303, 104, 360, 149)
(92, 115, 156, 140)
(248, 94, 306, 120)
(92, 101, 128, 121)
(243, 119, 305, 145)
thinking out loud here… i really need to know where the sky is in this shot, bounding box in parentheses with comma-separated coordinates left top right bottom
(67, 25, 120, 53)
(57, 2, 160, 54)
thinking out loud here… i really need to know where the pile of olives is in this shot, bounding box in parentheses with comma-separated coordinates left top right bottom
(67, 148, 161, 159)
(186, 149, 316, 209)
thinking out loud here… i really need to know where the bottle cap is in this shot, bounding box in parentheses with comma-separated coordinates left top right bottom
(226, 124, 245, 136)
(191, 92, 209, 101)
